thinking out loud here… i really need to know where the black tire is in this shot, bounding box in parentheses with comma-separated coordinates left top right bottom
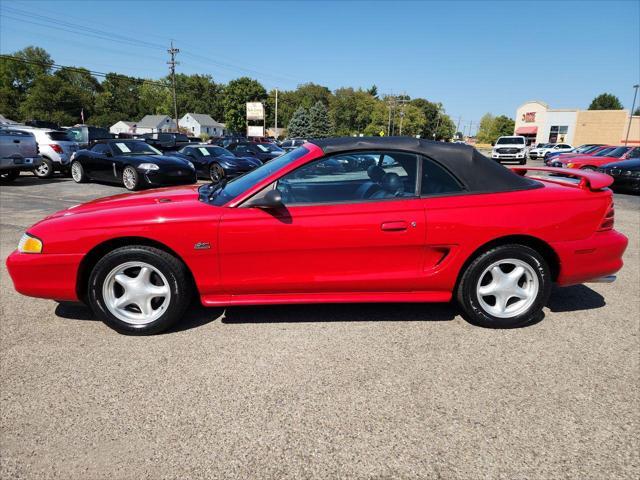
(34, 157, 54, 179)
(0, 170, 20, 182)
(456, 244, 552, 328)
(122, 165, 140, 191)
(87, 245, 192, 335)
(209, 162, 225, 182)
(70, 160, 87, 183)
(519, 159, 526, 165)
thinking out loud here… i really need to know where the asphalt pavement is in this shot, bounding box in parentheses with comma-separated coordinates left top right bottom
(0, 169, 638, 479)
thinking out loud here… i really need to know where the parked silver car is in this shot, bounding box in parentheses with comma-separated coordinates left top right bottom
(8, 126, 79, 178)
(0, 128, 42, 181)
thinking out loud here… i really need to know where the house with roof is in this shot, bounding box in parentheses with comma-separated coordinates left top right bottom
(179, 113, 225, 137)
(109, 121, 136, 135)
(136, 115, 176, 134)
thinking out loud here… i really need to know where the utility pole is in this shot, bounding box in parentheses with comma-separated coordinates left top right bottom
(624, 84, 639, 146)
(274, 88, 278, 140)
(398, 93, 408, 136)
(456, 116, 462, 135)
(167, 40, 180, 132)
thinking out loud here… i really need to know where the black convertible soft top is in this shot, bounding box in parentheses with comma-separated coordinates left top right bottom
(308, 137, 541, 193)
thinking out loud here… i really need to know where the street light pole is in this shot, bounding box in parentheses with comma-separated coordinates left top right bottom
(274, 88, 278, 140)
(624, 84, 639, 146)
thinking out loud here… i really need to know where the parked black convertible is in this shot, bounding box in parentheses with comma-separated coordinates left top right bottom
(175, 144, 262, 181)
(70, 139, 197, 191)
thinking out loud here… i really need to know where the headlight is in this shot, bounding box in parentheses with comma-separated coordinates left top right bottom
(138, 163, 159, 170)
(18, 233, 43, 254)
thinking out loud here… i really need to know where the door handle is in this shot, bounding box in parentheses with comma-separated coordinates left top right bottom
(381, 221, 408, 231)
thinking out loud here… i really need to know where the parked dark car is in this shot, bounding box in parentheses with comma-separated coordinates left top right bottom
(0, 128, 42, 181)
(176, 144, 262, 181)
(66, 125, 113, 148)
(216, 135, 248, 148)
(598, 158, 640, 194)
(141, 132, 190, 152)
(187, 136, 202, 143)
(279, 138, 307, 152)
(70, 139, 196, 191)
(226, 141, 285, 162)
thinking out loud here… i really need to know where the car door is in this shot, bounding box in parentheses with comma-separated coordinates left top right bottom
(217, 150, 427, 295)
(83, 143, 111, 180)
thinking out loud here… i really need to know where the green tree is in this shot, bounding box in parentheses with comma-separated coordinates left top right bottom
(222, 77, 266, 134)
(410, 98, 443, 139)
(492, 115, 516, 138)
(0, 46, 53, 119)
(434, 113, 456, 141)
(287, 106, 311, 138)
(308, 101, 333, 138)
(367, 85, 378, 98)
(330, 87, 377, 135)
(588, 93, 623, 110)
(20, 75, 85, 125)
(633, 107, 640, 116)
(138, 80, 171, 116)
(476, 113, 496, 144)
(170, 73, 224, 121)
(395, 104, 426, 137)
(92, 73, 144, 126)
(54, 67, 100, 120)
(364, 102, 390, 136)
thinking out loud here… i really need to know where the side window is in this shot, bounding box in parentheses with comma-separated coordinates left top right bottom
(628, 148, 640, 159)
(91, 143, 111, 155)
(420, 156, 464, 196)
(277, 151, 418, 205)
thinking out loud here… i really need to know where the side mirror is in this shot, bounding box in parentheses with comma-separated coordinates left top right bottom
(251, 188, 283, 209)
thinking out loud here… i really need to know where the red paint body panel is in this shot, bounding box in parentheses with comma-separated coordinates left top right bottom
(5, 144, 628, 307)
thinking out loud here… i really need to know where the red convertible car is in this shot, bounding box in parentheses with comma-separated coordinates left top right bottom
(6, 138, 627, 334)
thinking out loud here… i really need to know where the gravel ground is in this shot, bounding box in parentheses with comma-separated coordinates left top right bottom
(1, 169, 638, 479)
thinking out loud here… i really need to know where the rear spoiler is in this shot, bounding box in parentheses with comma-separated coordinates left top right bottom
(511, 166, 613, 191)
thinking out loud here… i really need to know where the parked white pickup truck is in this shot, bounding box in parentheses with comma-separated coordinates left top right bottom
(491, 136, 528, 164)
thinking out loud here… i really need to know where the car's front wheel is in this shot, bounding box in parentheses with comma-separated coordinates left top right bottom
(70, 161, 87, 183)
(456, 244, 551, 328)
(87, 246, 192, 335)
(0, 170, 20, 182)
(122, 166, 140, 190)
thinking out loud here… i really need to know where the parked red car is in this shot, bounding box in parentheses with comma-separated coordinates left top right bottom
(6, 138, 627, 334)
(544, 145, 611, 165)
(553, 146, 640, 170)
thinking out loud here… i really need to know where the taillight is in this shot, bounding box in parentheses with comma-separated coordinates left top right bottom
(49, 144, 63, 154)
(598, 201, 614, 231)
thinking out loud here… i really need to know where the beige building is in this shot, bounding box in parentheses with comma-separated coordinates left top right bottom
(514, 100, 639, 146)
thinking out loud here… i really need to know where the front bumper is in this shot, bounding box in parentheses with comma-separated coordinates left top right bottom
(142, 169, 197, 186)
(552, 230, 628, 286)
(492, 153, 526, 161)
(6, 250, 83, 301)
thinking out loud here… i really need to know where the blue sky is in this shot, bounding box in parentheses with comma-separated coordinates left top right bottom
(1, 0, 639, 131)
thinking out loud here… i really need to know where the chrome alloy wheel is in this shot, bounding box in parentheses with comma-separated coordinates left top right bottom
(476, 259, 539, 318)
(123, 167, 137, 190)
(71, 162, 82, 181)
(35, 162, 50, 176)
(102, 261, 171, 325)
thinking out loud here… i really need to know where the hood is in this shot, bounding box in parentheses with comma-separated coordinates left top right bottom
(218, 155, 261, 166)
(600, 158, 640, 170)
(129, 154, 192, 166)
(42, 185, 201, 220)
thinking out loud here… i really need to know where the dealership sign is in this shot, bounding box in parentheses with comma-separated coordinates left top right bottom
(522, 112, 537, 123)
(246, 102, 265, 121)
(247, 125, 264, 137)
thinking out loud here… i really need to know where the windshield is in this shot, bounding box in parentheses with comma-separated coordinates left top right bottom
(112, 141, 162, 155)
(256, 143, 284, 152)
(496, 137, 525, 145)
(593, 147, 616, 157)
(202, 147, 309, 206)
(604, 147, 631, 158)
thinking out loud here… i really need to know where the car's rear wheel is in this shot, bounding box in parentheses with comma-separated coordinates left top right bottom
(70, 161, 87, 183)
(209, 163, 225, 182)
(87, 246, 192, 335)
(456, 244, 551, 328)
(34, 158, 54, 179)
(122, 166, 140, 190)
(0, 170, 20, 182)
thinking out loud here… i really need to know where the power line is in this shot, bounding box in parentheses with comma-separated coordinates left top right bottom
(0, 54, 169, 88)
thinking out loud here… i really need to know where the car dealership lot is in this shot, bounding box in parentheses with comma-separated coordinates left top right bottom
(1, 172, 638, 479)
